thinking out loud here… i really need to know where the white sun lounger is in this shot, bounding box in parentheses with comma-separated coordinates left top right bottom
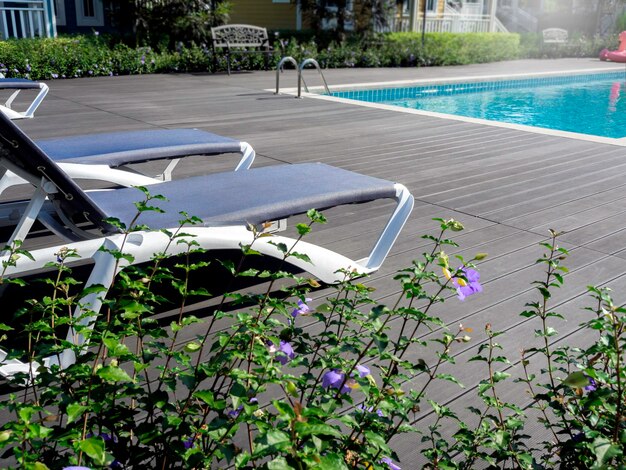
(0, 111, 414, 377)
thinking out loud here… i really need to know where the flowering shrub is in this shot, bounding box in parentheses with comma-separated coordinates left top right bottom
(0, 192, 624, 468)
(0, 32, 611, 81)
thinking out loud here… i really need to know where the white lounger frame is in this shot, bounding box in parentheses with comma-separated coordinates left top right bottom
(0, 81, 49, 120)
(0, 178, 413, 378)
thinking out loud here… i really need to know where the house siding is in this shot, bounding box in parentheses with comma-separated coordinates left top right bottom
(229, 0, 298, 30)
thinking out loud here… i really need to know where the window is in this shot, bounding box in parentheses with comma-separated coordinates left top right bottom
(273, 0, 291, 2)
(54, 0, 66, 26)
(75, 0, 103, 26)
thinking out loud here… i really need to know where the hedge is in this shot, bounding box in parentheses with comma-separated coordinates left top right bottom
(0, 32, 612, 80)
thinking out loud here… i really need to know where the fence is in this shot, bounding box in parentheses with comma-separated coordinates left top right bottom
(0, 0, 55, 39)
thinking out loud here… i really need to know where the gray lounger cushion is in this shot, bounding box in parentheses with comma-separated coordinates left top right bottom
(0, 78, 42, 89)
(87, 163, 397, 229)
(36, 129, 242, 167)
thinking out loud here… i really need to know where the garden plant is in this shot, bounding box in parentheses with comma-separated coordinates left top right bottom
(0, 188, 623, 468)
(0, 31, 610, 80)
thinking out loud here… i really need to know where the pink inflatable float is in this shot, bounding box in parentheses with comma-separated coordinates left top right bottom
(600, 31, 626, 62)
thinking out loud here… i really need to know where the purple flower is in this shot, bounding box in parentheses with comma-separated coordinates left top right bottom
(276, 340, 295, 365)
(25, 64, 31, 72)
(228, 405, 243, 418)
(228, 397, 257, 418)
(94, 30, 99, 36)
(291, 298, 312, 318)
(453, 267, 482, 301)
(322, 369, 352, 394)
(584, 377, 597, 392)
(183, 436, 194, 449)
(358, 404, 384, 417)
(356, 364, 370, 378)
(63, 467, 91, 470)
(380, 457, 401, 470)
(140, 55, 146, 65)
(51, 73, 58, 79)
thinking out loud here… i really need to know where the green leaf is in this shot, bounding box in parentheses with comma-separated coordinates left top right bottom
(273, 400, 295, 418)
(97, 366, 133, 383)
(316, 453, 349, 469)
(295, 423, 342, 439)
(492, 371, 510, 383)
(79, 437, 107, 466)
(253, 429, 291, 456)
(493, 430, 510, 447)
(267, 456, 296, 470)
(66, 403, 88, 424)
(296, 223, 311, 236)
(435, 373, 464, 388)
(184, 342, 201, 353)
(592, 437, 623, 465)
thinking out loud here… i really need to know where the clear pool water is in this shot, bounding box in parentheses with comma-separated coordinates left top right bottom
(332, 71, 626, 139)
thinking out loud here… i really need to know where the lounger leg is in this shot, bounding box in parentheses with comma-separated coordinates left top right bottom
(4, 90, 19, 109)
(53, 239, 119, 369)
(158, 158, 181, 181)
(4, 179, 56, 251)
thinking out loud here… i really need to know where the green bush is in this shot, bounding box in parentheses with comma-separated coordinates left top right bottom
(518, 32, 611, 59)
(386, 32, 521, 66)
(0, 31, 612, 81)
(0, 36, 212, 79)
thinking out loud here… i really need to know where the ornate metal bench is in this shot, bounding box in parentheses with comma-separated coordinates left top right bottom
(210, 24, 272, 75)
(542, 28, 568, 44)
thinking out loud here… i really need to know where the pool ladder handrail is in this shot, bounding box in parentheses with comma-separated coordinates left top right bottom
(275, 56, 331, 98)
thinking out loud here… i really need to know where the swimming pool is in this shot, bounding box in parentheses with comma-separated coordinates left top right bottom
(331, 71, 626, 139)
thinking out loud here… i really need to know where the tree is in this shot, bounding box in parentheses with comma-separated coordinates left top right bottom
(297, 0, 397, 42)
(121, 0, 232, 48)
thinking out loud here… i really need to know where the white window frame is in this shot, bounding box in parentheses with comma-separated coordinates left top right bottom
(54, 0, 66, 26)
(75, 0, 104, 26)
(273, 0, 291, 3)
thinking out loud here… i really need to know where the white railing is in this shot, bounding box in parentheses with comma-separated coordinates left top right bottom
(391, 14, 507, 33)
(0, 0, 54, 39)
(460, 3, 483, 15)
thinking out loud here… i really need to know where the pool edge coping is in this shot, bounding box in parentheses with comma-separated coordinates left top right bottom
(271, 66, 626, 147)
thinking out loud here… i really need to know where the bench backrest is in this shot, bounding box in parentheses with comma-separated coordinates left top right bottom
(542, 28, 568, 44)
(211, 24, 269, 48)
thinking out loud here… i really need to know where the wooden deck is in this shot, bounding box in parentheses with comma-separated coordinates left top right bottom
(10, 58, 626, 466)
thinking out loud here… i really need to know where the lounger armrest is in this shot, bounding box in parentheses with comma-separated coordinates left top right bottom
(0, 81, 48, 120)
(358, 183, 414, 272)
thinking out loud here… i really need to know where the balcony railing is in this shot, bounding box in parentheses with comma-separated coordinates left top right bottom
(0, 0, 55, 39)
(389, 13, 507, 33)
